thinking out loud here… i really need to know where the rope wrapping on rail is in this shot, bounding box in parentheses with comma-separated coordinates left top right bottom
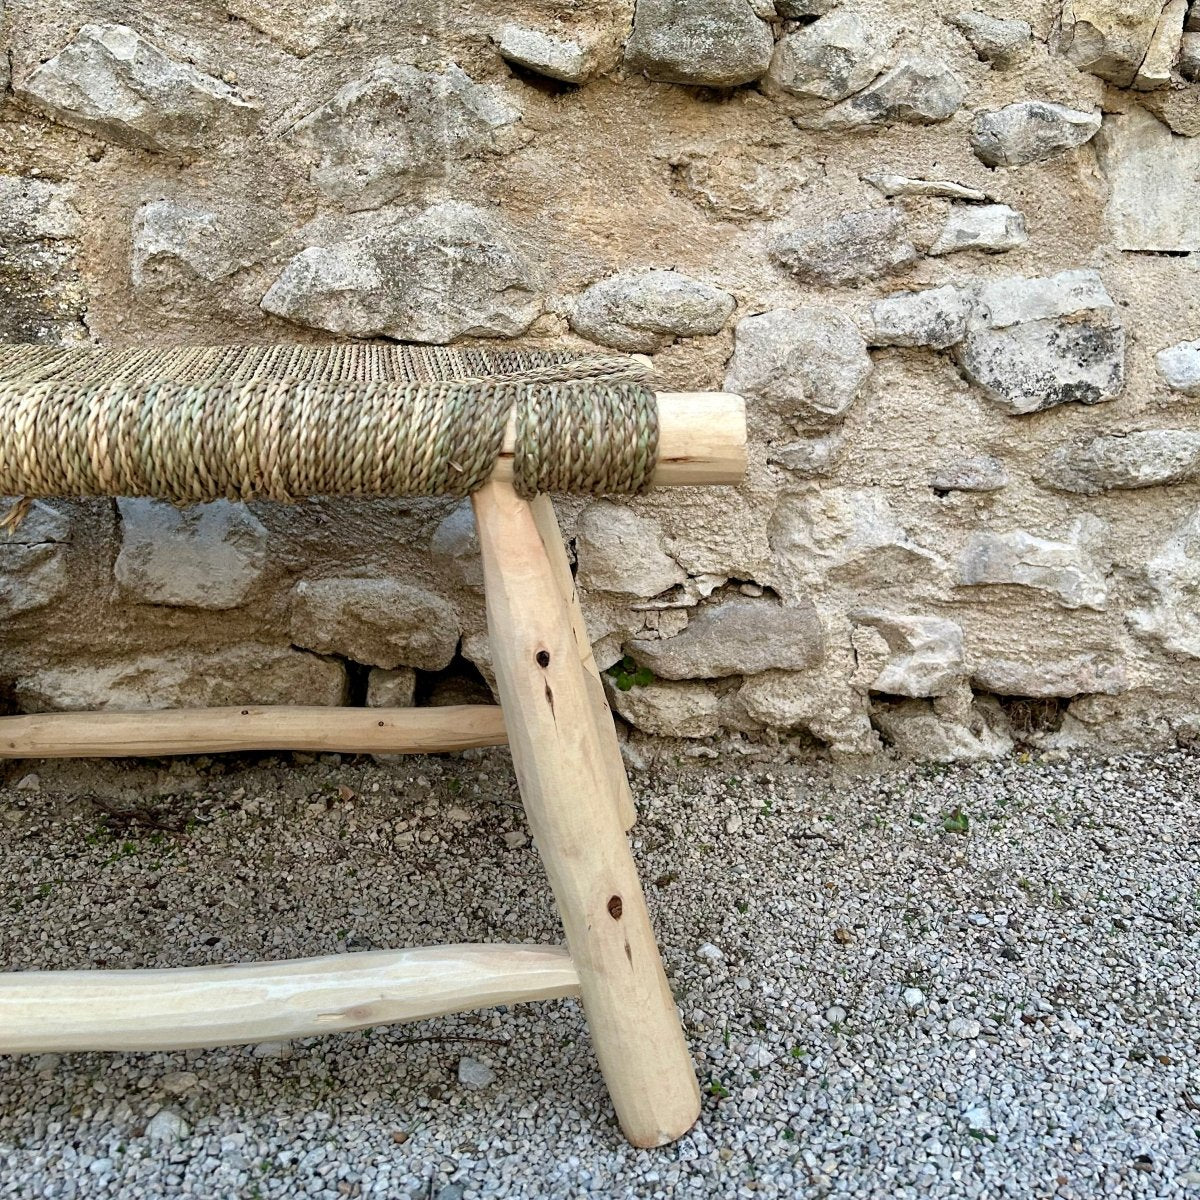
(0, 344, 659, 503)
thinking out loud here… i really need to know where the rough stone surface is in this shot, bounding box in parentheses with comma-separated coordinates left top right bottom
(575, 502, 685, 596)
(1129, 508, 1200, 658)
(770, 489, 943, 588)
(569, 269, 734, 354)
(1157, 340, 1200, 396)
(623, 0, 774, 87)
(225, 0, 349, 58)
(496, 24, 601, 84)
(971, 653, 1126, 698)
(628, 597, 824, 679)
(956, 530, 1108, 611)
(430, 501, 483, 590)
(950, 11, 1033, 66)
(366, 667, 417, 708)
(0, 175, 86, 343)
(954, 270, 1125, 415)
(668, 142, 816, 221)
(734, 670, 878, 753)
(4, 0, 1200, 757)
(865, 285, 973, 350)
(862, 173, 990, 201)
(770, 207, 917, 287)
(765, 10, 891, 103)
(1056, 0, 1167, 86)
(1181, 31, 1200, 79)
(1096, 106, 1200, 253)
(1038, 431, 1200, 494)
(115, 500, 270, 610)
(16, 646, 347, 712)
(131, 200, 264, 292)
(818, 56, 966, 128)
(605, 676, 720, 737)
(874, 698, 1013, 761)
(931, 455, 1010, 492)
(16, 24, 261, 153)
(724, 307, 872, 430)
(852, 610, 965, 697)
(971, 102, 1102, 168)
(261, 202, 540, 342)
(929, 203, 1027, 256)
(291, 64, 524, 211)
(289, 579, 459, 670)
(0, 501, 70, 619)
(1133, 0, 1188, 89)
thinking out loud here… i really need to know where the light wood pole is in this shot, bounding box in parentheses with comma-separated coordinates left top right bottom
(473, 479, 701, 1147)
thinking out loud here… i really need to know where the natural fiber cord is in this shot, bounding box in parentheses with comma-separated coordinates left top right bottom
(0, 344, 658, 503)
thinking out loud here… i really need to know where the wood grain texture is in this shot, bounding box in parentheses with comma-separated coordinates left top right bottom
(0, 705, 507, 759)
(473, 479, 700, 1148)
(0, 944, 579, 1053)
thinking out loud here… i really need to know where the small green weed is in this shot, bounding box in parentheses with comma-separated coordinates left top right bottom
(605, 655, 654, 691)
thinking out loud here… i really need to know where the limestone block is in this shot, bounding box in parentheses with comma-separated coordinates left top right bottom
(770, 207, 917, 286)
(1096, 106, 1200, 253)
(115, 499, 270, 609)
(1038, 431, 1200, 493)
(765, 10, 892, 103)
(1057, 0, 1170, 86)
(569, 270, 734, 354)
(431, 500, 483, 590)
(366, 668, 418, 708)
(971, 102, 1102, 168)
(290, 578, 459, 670)
(0, 500, 70, 619)
(949, 11, 1033, 66)
(16, 24, 261, 153)
(497, 24, 604, 84)
(291, 64, 524, 211)
(604, 676, 720, 737)
(225, 0, 351, 58)
(851, 611, 965, 697)
(16, 646, 347, 712)
(929, 204, 1027, 256)
(930, 456, 1010, 492)
(818, 57, 966, 128)
(955, 270, 1125, 415)
(971, 654, 1126, 697)
(874, 697, 1013, 761)
(1157, 340, 1200, 395)
(1129, 507, 1200, 658)
(724, 307, 873, 430)
(261, 203, 541, 342)
(1133, 0, 1188, 88)
(624, 0, 774, 87)
(769, 488, 944, 587)
(575, 502, 686, 596)
(131, 200, 270, 294)
(865, 286, 973, 350)
(955, 530, 1108, 610)
(627, 597, 824, 679)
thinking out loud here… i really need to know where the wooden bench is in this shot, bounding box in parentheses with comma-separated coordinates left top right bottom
(0, 344, 746, 1148)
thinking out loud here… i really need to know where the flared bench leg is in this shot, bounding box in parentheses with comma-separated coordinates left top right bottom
(472, 480, 700, 1148)
(528, 494, 638, 831)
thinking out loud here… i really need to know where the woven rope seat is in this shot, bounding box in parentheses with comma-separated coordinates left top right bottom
(0, 342, 658, 504)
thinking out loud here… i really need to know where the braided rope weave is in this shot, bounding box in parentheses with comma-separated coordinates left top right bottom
(0, 345, 658, 503)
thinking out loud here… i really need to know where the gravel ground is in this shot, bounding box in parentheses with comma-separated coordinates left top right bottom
(0, 745, 1198, 1199)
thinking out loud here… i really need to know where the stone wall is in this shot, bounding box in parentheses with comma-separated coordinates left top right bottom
(3, 0, 1200, 762)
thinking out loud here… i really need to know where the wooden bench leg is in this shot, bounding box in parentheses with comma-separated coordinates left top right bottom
(528, 494, 638, 831)
(473, 480, 700, 1148)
